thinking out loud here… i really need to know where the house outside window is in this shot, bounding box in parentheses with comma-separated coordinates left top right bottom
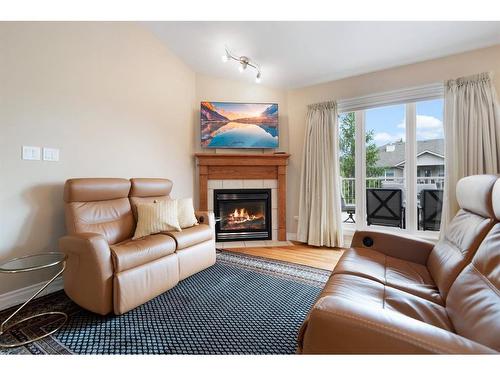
(379, 139, 445, 188)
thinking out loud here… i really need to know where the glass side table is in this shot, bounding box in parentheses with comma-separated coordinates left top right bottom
(0, 252, 67, 348)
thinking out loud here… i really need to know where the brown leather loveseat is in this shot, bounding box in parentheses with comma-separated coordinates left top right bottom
(59, 178, 215, 315)
(298, 174, 500, 354)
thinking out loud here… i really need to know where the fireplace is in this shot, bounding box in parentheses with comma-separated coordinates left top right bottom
(214, 189, 272, 241)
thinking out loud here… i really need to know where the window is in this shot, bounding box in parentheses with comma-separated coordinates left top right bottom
(385, 170, 395, 178)
(338, 85, 444, 235)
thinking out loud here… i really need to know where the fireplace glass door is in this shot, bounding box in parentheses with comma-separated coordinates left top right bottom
(214, 189, 271, 241)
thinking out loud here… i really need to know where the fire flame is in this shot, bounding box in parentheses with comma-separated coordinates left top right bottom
(228, 208, 261, 223)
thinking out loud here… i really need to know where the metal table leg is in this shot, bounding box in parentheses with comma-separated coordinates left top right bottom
(0, 262, 67, 348)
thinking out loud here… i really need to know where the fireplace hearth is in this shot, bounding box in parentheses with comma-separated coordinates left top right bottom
(214, 189, 272, 241)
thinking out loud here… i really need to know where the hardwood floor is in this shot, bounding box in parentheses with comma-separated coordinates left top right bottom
(223, 241, 345, 271)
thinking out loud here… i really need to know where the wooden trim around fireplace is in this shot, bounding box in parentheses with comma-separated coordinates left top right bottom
(195, 153, 291, 241)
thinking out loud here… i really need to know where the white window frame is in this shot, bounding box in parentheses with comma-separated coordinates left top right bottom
(338, 83, 444, 242)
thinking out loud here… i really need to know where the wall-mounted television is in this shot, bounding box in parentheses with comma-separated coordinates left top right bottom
(201, 101, 278, 149)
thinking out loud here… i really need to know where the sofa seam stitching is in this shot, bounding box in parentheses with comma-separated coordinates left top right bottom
(469, 264, 500, 298)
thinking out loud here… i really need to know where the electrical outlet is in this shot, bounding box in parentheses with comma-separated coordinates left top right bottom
(22, 146, 41, 160)
(43, 147, 60, 162)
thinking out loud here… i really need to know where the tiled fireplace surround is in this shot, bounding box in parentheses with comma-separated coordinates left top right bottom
(207, 179, 279, 241)
(195, 153, 291, 248)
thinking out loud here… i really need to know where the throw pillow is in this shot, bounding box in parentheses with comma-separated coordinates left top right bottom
(177, 197, 198, 229)
(133, 199, 181, 239)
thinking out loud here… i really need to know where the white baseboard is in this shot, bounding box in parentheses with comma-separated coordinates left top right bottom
(0, 277, 64, 311)
(286, 232, 297, 241)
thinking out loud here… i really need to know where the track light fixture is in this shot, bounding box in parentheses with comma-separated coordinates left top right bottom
(222, 46, 262, 84)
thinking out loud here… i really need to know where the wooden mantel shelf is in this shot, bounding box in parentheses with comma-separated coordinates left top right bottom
(195, 153, 290, 165)
(195, 153, 291, 241)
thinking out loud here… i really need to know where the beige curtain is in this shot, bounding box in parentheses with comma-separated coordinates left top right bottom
(297, 101, 343, 247)
(441, 72, 500, 229)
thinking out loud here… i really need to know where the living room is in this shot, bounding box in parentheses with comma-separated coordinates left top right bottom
(1, 0, 500, 372)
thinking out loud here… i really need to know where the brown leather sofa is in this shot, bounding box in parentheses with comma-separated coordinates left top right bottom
(298, 175, 500, 354)
(59, 178, 215, 315)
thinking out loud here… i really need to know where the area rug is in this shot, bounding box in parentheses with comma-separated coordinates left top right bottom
(0, 250, 329, 355)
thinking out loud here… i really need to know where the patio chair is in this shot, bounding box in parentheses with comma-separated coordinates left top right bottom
(420, 189, 443, 231)
(341, 196, 356, 223)
(417, 183, 437, 200)
(381, 181, 406, 203)
(366, 188, 404, 228)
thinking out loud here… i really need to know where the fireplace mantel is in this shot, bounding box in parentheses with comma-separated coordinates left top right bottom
(195, 153, 290, 241)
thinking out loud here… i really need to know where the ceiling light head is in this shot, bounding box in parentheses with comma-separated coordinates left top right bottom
(221, 47, 231, 63)
(239, 56, 249, 72)
(222, 47, 262, 82)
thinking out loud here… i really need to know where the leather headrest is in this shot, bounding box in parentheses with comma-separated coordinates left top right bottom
(64, 178, 131, 202)
(129, 178, 173, 198)
(456, 174, 498, 218)
(491, 179, 500, 220)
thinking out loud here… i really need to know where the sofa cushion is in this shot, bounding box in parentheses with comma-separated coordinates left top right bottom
(129, 196, 171, 220)
(165, 224, 213, 250)
(317, 273, 453, 331)
(333, 247, 443, 305)
(66, 198, 135, 246)
(299, 294, 494, 354)
(177, 198, 198, 229)
(426, 209, 494, 300)
(446, 222, 500, 351)
(64, 178, 131, 203)
(177, 240, 216, 280)
(110, 234, 176, 272)
(455, 174, 497, 218)
(129, 178, 173, 197)
(133, 200, 181, 239)
(113, 254, 179, 315)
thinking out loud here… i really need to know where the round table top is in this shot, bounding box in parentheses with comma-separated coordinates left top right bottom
(0, 252, 66, 273)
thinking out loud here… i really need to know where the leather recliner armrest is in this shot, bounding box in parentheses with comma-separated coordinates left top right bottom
(300, 296, 495, 354)
(195, 210, 216, 230)
(59, 232, 114, 315)
(351, 230, 435, 265)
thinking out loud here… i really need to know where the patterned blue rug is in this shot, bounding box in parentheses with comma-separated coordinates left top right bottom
(0, 250, 329, 355)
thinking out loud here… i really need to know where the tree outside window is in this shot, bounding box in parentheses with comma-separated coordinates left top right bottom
(339, 112, 383, 178)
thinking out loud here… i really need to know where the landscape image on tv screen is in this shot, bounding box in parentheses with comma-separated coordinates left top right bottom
(201, 102, 278, 148)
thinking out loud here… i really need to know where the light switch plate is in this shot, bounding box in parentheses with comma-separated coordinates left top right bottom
(22, 146, 41, 160)
(43, 147, 60, 162)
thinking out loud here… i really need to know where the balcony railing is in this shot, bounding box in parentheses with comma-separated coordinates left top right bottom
(341, 176, 445, 205)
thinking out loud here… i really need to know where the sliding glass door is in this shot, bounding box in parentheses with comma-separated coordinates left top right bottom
(338, 96, 444, 236)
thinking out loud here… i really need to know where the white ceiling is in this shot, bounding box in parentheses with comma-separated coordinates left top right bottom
(145, 21, 500, 89)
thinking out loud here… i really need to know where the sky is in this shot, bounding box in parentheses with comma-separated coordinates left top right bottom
(211, 102, 275, 120)
(365, 98, 444, 146)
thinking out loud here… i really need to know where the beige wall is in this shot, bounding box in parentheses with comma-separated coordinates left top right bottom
(193, 73, 288, 206)
(286, 45, 500, 234)
(0, 22, 195, 294)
